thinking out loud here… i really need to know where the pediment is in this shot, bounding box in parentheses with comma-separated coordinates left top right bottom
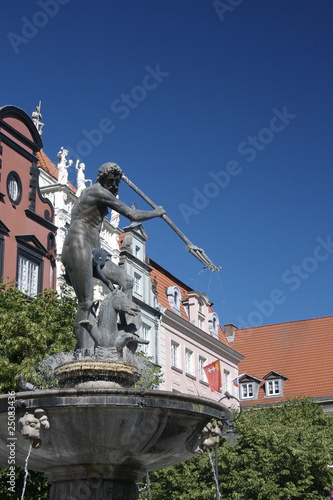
(15, 234, 47, 255)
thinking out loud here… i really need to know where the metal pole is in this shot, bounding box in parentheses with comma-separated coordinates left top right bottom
(215, 442, 220, 500)
(121, 173, 221, 272)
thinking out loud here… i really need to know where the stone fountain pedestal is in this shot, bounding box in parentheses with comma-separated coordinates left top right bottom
(0, 388, 231, 499)
(54, 358, 140, 389)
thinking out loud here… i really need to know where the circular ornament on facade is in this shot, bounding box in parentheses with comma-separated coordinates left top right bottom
(6, 171, 22, 205)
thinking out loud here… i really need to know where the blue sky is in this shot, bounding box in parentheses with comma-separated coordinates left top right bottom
(2, 1, 332, 329)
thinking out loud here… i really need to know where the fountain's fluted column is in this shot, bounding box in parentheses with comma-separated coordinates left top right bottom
(47, 466, 139, 500)
(49, 479, 139, 500)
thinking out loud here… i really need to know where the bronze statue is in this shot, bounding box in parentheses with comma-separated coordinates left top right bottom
(61, 162, 165, 351)
(62, 161, 219, 356)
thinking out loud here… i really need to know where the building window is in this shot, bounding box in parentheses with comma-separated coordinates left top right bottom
(17, 256, 39, 297)
(263, 372, 287, 398)
(16, 236, 44, 298)
(183, 300, 189, 317)
(166, 286, 181, 314)
(185, 348, 193, 375)
(199, 356, 207, 382)
(133, 272, 142, 295)
(6, 171, 22, 205)
(171, 341, 180, 369)
(198, 317, 204, 330)
(208, 312, 219, 339)
(139, 323, 150, 355)
(224, 370, 230, 392)
(198, 300, 203, 314)
(241, 383, 254, 399)
(266, 379, 281, 396)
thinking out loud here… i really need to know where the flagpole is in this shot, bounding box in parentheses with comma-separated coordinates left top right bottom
(215, 442, 220, 500)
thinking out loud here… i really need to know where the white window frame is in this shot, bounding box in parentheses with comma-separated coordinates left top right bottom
(240, 382, 254, 399)
(185, 348, 193, 375)
(199, 356, 207, 382)
(139, 323, 150, 356)
(171, 341, 180, 369)
(266, 379, 282, 396)
(17, 255, 39, 298)
(133, 272, 142, 296)
(224, 369, 230, 392)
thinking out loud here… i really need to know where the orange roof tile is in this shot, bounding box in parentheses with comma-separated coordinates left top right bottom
(231, 316, 333, 405)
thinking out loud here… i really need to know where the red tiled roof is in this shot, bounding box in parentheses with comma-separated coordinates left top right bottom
(231, 316, 333, 405)
(37, 150, 76, 192)
(149, 258, 229, 345)
(118, 232, 125, 249)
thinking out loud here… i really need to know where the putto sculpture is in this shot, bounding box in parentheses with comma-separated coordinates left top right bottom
(18, 408, 50, 449)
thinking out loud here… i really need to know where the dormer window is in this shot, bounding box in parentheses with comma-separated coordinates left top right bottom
(263, 371, 288, 398)
(267, 380, 281, 396)
(241, 382, 254, 399)
(208, 312, 219, 339)
(166, 286, 181, 314)
(239, 374, 261, 401)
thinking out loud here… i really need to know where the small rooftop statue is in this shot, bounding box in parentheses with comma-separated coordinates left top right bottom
(75, 159, 92, 197)
(57, 147, 72, 185)
(31, 101, 44, 136)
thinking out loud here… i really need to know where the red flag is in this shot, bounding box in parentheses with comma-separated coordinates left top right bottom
(203, 360, 221, 392)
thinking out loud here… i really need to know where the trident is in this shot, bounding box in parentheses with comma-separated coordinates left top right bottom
(121, 173, 221, 272)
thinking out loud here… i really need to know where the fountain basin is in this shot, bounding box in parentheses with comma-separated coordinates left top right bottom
(0, 388, 230, 499)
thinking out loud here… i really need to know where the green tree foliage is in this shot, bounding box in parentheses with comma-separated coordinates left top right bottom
(0, 281, 77, 393)
(142, 398, 333, 500)
(0, 282, 77, 499)
(133, 351, 164, 390)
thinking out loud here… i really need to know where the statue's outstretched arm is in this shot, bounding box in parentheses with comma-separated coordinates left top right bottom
(122, 173, 221, 272)
(97, 186, 165, 222)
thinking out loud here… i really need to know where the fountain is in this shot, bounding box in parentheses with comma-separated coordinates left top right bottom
(0, 163, 231, 499)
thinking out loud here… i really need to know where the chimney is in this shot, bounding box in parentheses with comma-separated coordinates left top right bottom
(224, 324, 238, 343)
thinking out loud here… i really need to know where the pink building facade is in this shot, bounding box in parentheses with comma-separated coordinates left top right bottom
(149, 260, 244, 402)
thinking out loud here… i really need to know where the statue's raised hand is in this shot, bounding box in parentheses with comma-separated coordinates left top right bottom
(154, 206, 166, 217)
